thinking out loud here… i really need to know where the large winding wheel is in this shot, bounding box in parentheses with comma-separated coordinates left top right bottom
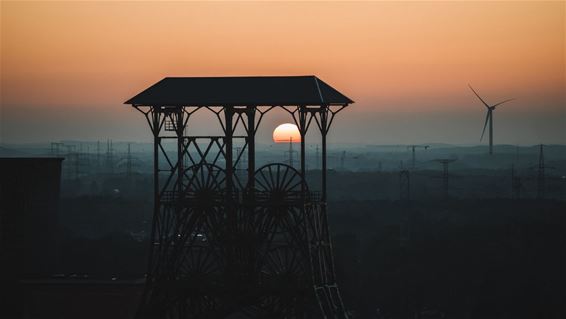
(252, 163, 307, 252)
(147, 163, 227, 318)
(144, 163, 331, 318)
(254, 163, 304, 201)
(227, 164, 314, 318)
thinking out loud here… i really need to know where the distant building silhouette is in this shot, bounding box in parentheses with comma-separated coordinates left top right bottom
(0, 157, 63, 318)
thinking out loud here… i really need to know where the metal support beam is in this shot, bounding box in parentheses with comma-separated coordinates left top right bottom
(299, 106, 307, 194)
(247, 106, 256, 192)
(320, 107, 329, 202)
(225, 107, 234, 196)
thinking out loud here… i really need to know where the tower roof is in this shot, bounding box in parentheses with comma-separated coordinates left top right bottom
(125, 76, 353, 107)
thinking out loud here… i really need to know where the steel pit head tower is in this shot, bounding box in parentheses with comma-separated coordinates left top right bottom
(126, 76, 353, 318)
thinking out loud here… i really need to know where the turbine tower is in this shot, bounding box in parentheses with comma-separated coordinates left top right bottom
(469, 85, 513, 155)
(407, 145, 429, 169)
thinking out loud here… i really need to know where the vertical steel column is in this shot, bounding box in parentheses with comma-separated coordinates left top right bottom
(411, 146, 416, 169)
(316, 105, 348, 318)
(247, 106, 256, 192)
(225, 107, 234, 196)
(140, 107, 161, 316)
(151, 108, 160, 260)
(176, 108, 184, 196)
(320, 106, 329, 201)
(299, 107, 307, 193)
(224, 106, 235, 279)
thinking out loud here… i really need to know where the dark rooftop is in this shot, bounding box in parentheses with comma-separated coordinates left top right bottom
(124, 76, 353, 107)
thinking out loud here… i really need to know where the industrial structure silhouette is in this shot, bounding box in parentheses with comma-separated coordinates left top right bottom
(434, 158, 457, 199)
(125, 76, 353, 318)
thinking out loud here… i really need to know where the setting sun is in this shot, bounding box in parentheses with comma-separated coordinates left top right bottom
(272, 123, 301, 143)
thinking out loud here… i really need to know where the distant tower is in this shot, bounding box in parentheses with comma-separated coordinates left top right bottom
(284, 137, 298, 167)
(407, 145, 429, 169)
(435, 159, 457, 199)
(62, 144, 81, 180)
(105, 139, 114, 174)
(85, 145, 91, 170)
(64, 144, 77, 180)
(50, 142, 64, 157)
(97, 140, 101, 168)
(118, 143, 139, 177)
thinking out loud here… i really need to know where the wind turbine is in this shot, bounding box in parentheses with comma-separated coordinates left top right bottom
(469, 85, 513, 155)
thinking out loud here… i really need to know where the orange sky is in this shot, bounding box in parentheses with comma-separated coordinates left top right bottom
(1, 1, 564, 144)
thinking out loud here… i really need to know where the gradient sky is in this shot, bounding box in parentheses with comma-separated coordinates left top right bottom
(1, 1, 564, 145)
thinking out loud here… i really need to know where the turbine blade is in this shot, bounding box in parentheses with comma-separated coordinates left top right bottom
(480, 111, 490, 141)
(492, 98, 514, 108)
(469, 84, 490, 108)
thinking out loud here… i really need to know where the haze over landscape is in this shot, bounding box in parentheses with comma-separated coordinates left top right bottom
(2, 2, 566, 318)
(1, 0, 564, 145)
